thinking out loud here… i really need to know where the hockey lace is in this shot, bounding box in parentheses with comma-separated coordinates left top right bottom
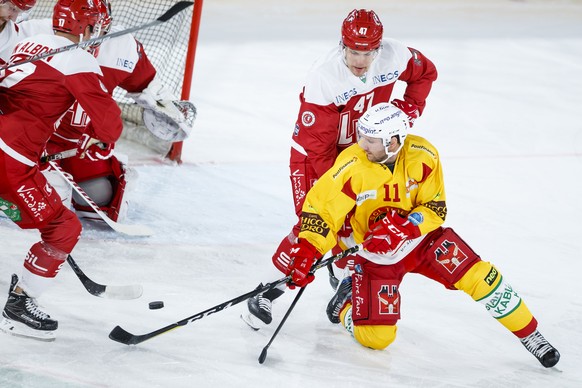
(521, 331, 553, 358)
(24, 298, 50, 321)
(257, 296, 272, 314)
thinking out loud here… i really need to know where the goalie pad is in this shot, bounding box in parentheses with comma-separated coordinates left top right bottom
(60, 155, 130, 222)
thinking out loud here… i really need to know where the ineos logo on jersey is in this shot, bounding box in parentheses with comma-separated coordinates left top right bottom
(116, 58, 135, 70)
(372, 71, 400, 85)
(301, 111, 315, 127)
(335, 87, 358, 105)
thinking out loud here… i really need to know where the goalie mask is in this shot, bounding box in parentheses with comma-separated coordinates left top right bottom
(1, 0, 35, 22)
(357, 102, 410, 161)
(9, 0, 36, 11)
(52, 0, 104, 43)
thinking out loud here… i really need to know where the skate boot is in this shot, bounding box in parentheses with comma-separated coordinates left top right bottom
(241, 284, 284, 330)
(326, 276, 352, 324)
(0, 274, 58, 341)
(520, 330, 560, 368)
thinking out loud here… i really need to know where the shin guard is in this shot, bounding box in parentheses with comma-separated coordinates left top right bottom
(455, 261, 537, 337)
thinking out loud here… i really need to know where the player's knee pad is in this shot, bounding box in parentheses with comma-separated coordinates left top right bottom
(40, 206, 82, 253)
(454, 261, 500, 301)
(455, 261, 536, 335)
(341, 304, 397, 350)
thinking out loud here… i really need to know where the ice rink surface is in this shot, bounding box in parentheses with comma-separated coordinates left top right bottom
(1, 1, 582, 387)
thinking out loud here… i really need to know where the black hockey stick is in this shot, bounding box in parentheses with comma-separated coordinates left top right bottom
(0, 1, 193, 72)
(108, 245, 362, 345)
(67, 255, 143, 300)
(258, 258, 323, 364)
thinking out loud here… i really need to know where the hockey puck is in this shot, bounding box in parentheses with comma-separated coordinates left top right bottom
(149, 301, 164, 310)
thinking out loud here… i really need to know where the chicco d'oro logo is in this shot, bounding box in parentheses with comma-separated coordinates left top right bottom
(301, 111, 315, 127)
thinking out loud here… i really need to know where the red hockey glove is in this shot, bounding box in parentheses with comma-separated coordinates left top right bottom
(363, 210, 421, 255)
(76, 134, 113, 161)
(391, 99, 419, 127)
(286, 238, 319, 288)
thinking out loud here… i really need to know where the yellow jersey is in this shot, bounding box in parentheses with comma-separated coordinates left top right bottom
(299, 134, 447, 256)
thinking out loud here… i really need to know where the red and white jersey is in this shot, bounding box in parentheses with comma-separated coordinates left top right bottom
(0, 34, 122, 165)
(0, 18, 53, 65)
(52, 25, 156, 147)
(1, 21, 156, 148)
(292, 39, 438, 178)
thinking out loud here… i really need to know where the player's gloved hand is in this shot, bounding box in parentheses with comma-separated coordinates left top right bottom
(363, 209, 421, 255)
(391, 99, 419, 127)
(76, 134, 113, 161)
(286, 238, 319, 288)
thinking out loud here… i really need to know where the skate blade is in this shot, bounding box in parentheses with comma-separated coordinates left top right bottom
(240, 313, 263, 331)
(0, 317, 56, 342)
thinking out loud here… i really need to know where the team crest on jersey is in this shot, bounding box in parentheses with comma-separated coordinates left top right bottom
(301, 111, 315, 127)
(434, 240, 468, 274)
(377, 284, 399, 315)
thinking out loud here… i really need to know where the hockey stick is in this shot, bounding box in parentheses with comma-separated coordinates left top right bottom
(49, 162, 154, 237)
(108, 245, 362, 345)
(67, 255, 143, 300)
(258, 258, 322, 364)
(40, 148, 77, 164)
(0, 1, 193, 72)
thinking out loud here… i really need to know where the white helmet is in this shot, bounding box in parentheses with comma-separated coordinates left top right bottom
(357, 102, 410, 161)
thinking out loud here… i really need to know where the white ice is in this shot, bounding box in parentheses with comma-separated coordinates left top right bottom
(1, 0, 582, 387)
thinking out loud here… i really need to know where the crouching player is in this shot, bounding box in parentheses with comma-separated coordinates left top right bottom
(284, 102, 560, 368)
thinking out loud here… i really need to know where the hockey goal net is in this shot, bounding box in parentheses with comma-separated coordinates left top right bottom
(28, 0, 202, 162)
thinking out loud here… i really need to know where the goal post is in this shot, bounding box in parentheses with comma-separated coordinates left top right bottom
(28, 0, 204, 163)
(167, 0, 203, 163)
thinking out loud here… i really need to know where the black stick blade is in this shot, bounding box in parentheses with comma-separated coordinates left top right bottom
(258, 347, 268, 364)
(158, 1, 194, 22)
(109, 326, 138, 345)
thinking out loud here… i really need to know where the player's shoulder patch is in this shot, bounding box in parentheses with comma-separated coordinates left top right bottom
(406, 135, 438, 161)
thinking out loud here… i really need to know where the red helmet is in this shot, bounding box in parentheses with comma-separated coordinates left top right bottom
(10, 0, 36, 12)
(341, 9, 383, 51)
(52, 0, 102, 36)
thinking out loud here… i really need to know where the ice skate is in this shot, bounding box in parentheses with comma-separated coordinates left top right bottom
(326, 276, 352, 324)
(520, 330, 560, 368)
(241, 284, 284, 330)
(0, 274, 57, 342)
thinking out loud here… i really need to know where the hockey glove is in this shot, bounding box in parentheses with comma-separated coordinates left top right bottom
(391, 99, 420, 127)
(127, 78, 184, 123)
(286, 238, 319, 288)
(76, 134, 113, 161)
(363, 209, 421, 255)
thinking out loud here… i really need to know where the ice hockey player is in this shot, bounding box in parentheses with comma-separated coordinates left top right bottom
(242, 8, 437, 330)
(45, 0, 195, 222)
(282, 102, 560, 368)
(0, 0, 122, 341)
(1, 0, 195, 223)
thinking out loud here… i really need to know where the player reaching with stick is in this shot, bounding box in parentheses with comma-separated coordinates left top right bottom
(0, 0, 122, 341)
(281, 102, 559, 368)
(242, 8, 437, 329)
